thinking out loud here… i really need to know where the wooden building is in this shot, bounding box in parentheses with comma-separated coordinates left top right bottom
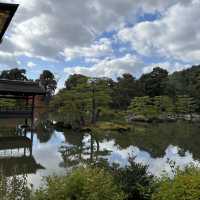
(0, 79, 45, 117)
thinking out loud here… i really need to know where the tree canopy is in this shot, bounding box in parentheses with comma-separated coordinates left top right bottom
(0, 68, 28, 81)
(37, 70, 57, 97)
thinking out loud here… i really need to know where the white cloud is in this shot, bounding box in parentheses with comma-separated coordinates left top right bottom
(27, 61, 36, 68)
(0, 51, 19, 68)
(2, 0, 188, 60)
(118, 0, 200, 62)
(142, 62, 190, 74)
(0, 0, 198, 78)
(63, 38, 113, 61)
(64, 54, 144, 78)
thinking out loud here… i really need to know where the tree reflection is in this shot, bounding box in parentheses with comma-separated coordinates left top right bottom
(105, 122, 200, 160)
(59, 131, 111, 168)
(58, 122, 200, 170)
(0, 168, 31, 200)
(0, 118, 45, 199)
(35, 120, 54, 143)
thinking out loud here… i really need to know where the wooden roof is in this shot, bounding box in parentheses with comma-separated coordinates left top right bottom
(0, 3, 19, 42)
(0, 79, 45, 96)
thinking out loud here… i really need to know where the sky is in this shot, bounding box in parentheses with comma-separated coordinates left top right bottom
(0, 0, 200, 89)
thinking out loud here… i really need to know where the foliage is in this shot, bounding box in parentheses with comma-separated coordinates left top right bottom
(50, 89, 88, 128)
(139, 67, 168, 97)
(152, 166, 200, 200)
(50, 65, 200, 122)
(128, 96, 159, 118)
(128, 95, 197, 117)
(50, 77, 111, 128)
(31, 167, 125, 200)
(98, 108, 120, 121)
(97, 157, 154, 200)
(65, 74, 88, 90)
(111, 73, 139, 110)
(0, 68, 28, 81)
(168, 65, 200, 110)
(153, 96, 174, 114)
(175, 95, 197, 114)
(37, 70, 57, 97)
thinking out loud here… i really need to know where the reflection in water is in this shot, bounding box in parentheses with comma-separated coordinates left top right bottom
(0, 172, 31, 199)
(59, 132, 111, 168)
(0, 118, 44, 176)
(0, 118, 43, 199)
(0, 119, 200, 188)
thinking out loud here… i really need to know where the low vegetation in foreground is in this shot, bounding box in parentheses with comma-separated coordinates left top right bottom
(152, 166, 200, 200)
(31, 161, 200, 200)
(1, 157, 200, 199)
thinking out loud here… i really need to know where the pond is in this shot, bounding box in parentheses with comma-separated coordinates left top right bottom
(0, 118, 200, 189)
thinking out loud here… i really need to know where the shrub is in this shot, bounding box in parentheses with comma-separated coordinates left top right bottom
(32, 167, 125, 200)
(152, 166, 200, 200)
(96, 157, 154, 200)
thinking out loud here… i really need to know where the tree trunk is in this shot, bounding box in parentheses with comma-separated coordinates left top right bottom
(91, 86, 96, 124)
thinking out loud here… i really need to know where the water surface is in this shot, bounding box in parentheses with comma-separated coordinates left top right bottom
(0, 119, 200, 188)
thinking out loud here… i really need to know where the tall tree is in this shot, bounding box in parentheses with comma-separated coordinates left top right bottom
(139, 67, 168, 97)
(111, 73, 138, 110)
(0, 68, 28, 81)
(65, 74, 88, 90)
(50, 76, 111, 128)
(37, 70, 57, 97)
(88, 78, 111, 124)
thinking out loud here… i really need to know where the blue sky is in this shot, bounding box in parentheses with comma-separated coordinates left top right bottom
(0, 0, 199, 89)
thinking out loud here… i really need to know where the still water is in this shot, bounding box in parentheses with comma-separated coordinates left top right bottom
(0, 118, 200, 188)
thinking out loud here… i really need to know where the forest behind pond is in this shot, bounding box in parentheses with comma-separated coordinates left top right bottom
(49, 64, 200, 129)
(1, 65, 200, 129)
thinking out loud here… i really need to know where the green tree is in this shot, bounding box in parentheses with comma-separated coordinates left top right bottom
(88, 78, 112, 124)
(50, 77, 111, 128)
(50, 89, 88, 128)
(153, 96, 175, 114)
(65, 74, 88, 90)
(175, 95, 197, 114)
(153, 166, 200, 200)
(96, 157, 154, 200)
(128, 96, 158, 118)
(139, 67, 168, 97)
(32, 167, 125, 200)
(191, 68, 200, 111)
(37, 70, 57, 97)
(167, 65, 200, 111)
(0, 68, 28, 81)
(112, 73, 138, 109)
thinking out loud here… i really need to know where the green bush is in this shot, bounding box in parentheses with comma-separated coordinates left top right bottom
(152, 166, 200, 200)
(96, 157, 154, 200)
(32, 167, 125, 200)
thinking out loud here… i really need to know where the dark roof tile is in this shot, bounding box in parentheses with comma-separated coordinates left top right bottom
(0, 79, 45, 95)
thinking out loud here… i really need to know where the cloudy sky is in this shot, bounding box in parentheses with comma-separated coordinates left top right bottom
(0, 0, 199, 88)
